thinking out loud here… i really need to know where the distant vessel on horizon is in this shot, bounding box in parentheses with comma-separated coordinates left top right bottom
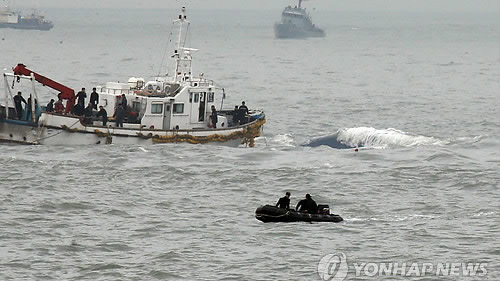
(274, 0, 325, 39)
(0, 2, 53, 31)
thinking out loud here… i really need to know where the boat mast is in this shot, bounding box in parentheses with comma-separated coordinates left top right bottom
(173, 7, 192, 83)
(298, 0, 302, 8)
(175, 7, 186, 54)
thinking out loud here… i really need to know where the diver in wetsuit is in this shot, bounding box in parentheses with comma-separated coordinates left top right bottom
(296, 194, 318, 213)
(276, 192, 291, 209)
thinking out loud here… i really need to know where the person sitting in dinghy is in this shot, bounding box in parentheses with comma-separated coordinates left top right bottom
(296, 194, 318, 214)
(276, 192, 291, 209)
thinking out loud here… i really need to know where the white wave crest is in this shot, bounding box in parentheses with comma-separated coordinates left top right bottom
(269, 134, 296, 147)
(337, 127, 445, 148)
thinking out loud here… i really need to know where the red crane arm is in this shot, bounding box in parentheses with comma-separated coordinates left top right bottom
(13, 63, 75, 113)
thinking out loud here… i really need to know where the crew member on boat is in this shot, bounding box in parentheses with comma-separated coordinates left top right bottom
(232, 105, 239, 126)
(83, 103, 93, 124)
(121, 94, 127, 111)
(54, 94, 65, 113)
(96, 106, 107, 126)
(13, 92, 27, 120)
(90, 88, 99, 110)
(114, 104, 124, 127)
(76, 87, 87, 106)
(296, 194, 318, 213)
(276, 192, 291, 209)
(238, 101, 249, 124)
(72, 102, 84, 116)
(46, 99, 55, 112)
(25, 96, 38, 121)
(210, 105, 218, 128)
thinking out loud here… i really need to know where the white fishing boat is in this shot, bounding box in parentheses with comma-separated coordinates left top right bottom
(0, 7, 265, 146)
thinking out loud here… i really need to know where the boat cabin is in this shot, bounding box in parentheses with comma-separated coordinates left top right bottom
(96, 76, 227, 131)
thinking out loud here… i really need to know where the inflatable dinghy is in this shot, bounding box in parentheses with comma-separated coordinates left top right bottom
(255, 205, 343, 223)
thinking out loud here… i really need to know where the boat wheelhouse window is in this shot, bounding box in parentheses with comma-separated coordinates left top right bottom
(173, 103, 184, 114)
(151, 103, 163, 114)
(165, 104, 170, 112)
(132, 101, 140, 111)
(208, 92, 214, 102)
(189, 92, 193, 103)
(194, 93, 199, 103)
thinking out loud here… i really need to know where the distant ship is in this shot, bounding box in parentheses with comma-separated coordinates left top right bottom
(274, 0, 325, 39)
(0, 5, 53, 30)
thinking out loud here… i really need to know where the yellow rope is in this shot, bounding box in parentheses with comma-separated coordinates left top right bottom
(59, 117, 266, 146)
(153, 119, 266, 145)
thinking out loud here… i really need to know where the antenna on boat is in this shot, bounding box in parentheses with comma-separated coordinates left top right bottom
(173, 7, 192, 83)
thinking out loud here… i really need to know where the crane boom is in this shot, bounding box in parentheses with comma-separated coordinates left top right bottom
(13, 63, 75, 113)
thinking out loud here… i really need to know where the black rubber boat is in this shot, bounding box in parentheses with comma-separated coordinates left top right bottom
(255, 205, 343, 223)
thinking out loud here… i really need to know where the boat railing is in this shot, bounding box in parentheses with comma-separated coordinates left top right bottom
(3, 72, 40, 122)
(188, 77, 214, 87)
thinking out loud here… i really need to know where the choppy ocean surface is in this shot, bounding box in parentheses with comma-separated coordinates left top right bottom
(0, 8, 499, 280)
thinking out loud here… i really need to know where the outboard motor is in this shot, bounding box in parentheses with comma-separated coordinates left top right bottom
(317, 204, 330, 215)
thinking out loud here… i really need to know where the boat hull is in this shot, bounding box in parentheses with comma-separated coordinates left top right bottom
(0, 119, 40, 144)
(255, 205, 343, 223)
(274, 23, 325, 39)
(0, 112, 265, 146)
(0, 22, 53, 31)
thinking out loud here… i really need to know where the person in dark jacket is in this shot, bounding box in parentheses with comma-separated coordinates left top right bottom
(13, 92, 27, 119)
(72, 102, 84, 116)
(82, 103, 94, 124)
(276, 192, 291, 209)
(232, 105, 239, 126)
(84, 103, 93, 117)
(238, 101, 249, 124)
(76, 88, 87, 106)
(296, 194, 318, 213)
(46, 99, 55, 112)
(239, 101, 249, 113)
(121, 94, 127, 111)
(26, 96, 38, 121)
(210, 105, 218, 128)
(115, 104, 124, 127)
(90, 88, 99, 109)
(96, 106, 107, 126)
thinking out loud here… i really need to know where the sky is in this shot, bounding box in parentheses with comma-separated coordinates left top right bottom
(5, 0, 500, 13)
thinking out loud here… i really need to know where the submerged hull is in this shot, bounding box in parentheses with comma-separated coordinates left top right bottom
(274, 23, 325, 39)
(255, 205, 343, 223)
(0, 111, 265, 146)
(0, 22, 53, 30)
